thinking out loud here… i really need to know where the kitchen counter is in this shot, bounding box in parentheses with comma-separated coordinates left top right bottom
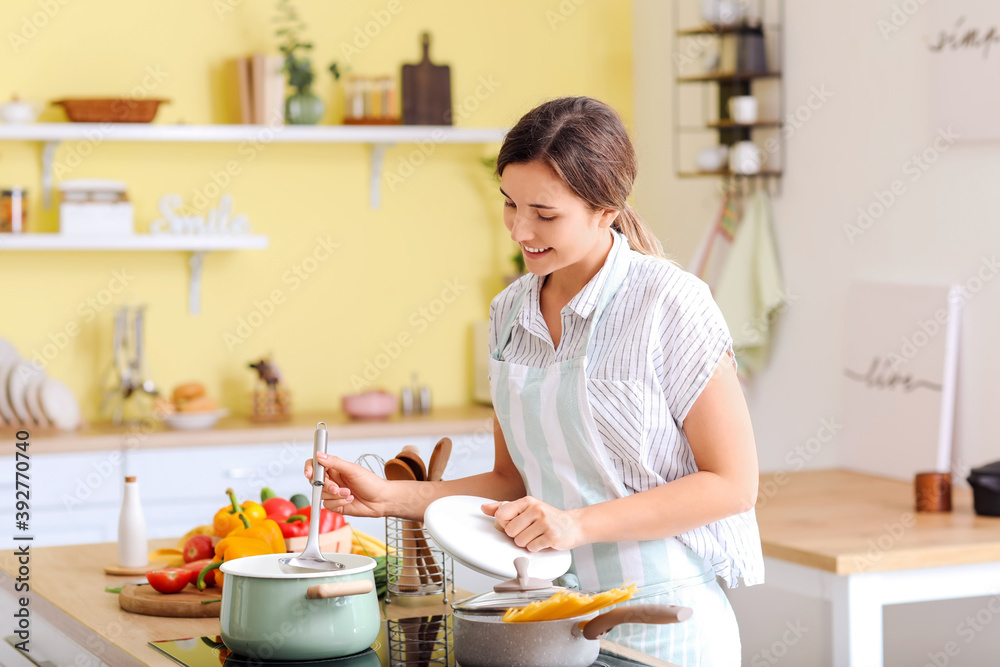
(0, 539, 678, 667)
(755, 469, 1000, 667)
(2, 405, 496, 455)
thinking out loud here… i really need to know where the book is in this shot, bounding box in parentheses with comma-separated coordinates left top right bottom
(235, 57, 252, 124)
(839, 282, 962, 480)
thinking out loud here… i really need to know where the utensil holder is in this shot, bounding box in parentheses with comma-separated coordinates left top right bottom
(387, 614, 451, 667)
(385, 515, 454, 603)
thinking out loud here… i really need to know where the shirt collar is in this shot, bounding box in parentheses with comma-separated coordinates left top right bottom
(517, 231, 631, 335)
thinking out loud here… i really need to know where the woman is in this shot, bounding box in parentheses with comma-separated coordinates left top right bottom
(310, 96, 763, 665)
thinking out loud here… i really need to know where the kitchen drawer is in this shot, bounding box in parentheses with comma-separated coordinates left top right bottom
(0, 502, 119, 547)
(0, 449, 124, 511)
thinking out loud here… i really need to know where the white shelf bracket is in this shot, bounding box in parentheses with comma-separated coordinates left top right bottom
(369, 142, 394, 209)
(41, 140, 60, 208)
(188, 251, 206, 316)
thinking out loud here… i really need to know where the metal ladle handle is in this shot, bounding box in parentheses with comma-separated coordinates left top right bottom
(304, 422, 328, 560)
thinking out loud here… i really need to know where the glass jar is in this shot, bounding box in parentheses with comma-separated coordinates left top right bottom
(1, 187, 27, 233)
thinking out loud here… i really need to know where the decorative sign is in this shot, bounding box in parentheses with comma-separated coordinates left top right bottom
(149, 193, 250, 235)
(928, 2, 1000, 140)
(839, 283, 962, 481)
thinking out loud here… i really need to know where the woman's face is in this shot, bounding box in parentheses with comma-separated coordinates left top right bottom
(501, 161, 618, 278)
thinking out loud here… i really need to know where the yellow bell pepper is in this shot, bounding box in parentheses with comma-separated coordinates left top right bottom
(197, 514, 285, 589)
(213, 488, 267, 537)
(225, 515, 285, 554)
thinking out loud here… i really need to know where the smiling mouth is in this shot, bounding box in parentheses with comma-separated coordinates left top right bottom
(522, 245, 551, 254)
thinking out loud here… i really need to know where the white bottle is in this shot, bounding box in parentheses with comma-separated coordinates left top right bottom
(118, 476, 148, 568)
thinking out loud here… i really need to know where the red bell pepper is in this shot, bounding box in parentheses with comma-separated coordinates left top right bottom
(262, 497, 297, 522)
(298, 505, 345, 533)
(280, 514, 310, 539)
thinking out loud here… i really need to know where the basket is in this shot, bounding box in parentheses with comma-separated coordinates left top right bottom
(52, 98, 169, 123)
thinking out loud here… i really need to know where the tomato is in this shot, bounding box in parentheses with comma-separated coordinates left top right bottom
(182, 559, 217, 587)
(145, 568, 194, 594)
(183, 535, 214, 563)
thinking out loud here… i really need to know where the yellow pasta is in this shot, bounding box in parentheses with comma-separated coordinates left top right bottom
(502, 583, 638, 622)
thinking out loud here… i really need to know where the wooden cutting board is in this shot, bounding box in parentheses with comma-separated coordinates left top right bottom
(401, 32, 452, 125)
(119, 584, 222, 618)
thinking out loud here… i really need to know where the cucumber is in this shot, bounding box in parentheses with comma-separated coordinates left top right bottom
(289, 493, 310, 509)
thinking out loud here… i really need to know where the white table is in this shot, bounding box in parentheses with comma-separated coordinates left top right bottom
(755, 469, 1000, 667)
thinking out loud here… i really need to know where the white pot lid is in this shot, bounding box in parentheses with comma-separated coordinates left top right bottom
(423, 495, 572, 582)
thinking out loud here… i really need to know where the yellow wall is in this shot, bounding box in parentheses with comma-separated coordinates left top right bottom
(0, 0, 633, 419)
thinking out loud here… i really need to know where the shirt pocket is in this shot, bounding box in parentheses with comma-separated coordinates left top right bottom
(586, 378, 646, 469)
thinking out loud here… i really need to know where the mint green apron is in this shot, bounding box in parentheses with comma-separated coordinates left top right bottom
(489, 245, 741, 665)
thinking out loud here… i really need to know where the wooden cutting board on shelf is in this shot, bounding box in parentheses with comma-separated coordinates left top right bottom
(119, 585, 222, 618)
(401, 32, 452, 125)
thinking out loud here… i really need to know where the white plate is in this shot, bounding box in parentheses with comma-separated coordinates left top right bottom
(0, 338, 18, 363)
(0, 356, 21, 425)
(7, 361, 41, 424)
(24, 370, 50, 427)
(39, 378, 81, 431)
(424, 495, 572, 582)
(164, 409, 228, 431)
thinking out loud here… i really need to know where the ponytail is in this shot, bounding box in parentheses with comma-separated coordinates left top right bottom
(613, 204, 663, 258)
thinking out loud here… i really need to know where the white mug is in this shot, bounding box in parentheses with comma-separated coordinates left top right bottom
(696, 145, 730, 172)
(728, 96, 758, 125)
(729, 141, 763, 175)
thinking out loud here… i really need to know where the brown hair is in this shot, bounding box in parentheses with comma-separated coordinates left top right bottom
(496, 96, 664, 258)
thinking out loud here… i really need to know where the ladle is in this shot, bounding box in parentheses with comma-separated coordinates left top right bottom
(278, 423, 345, 573)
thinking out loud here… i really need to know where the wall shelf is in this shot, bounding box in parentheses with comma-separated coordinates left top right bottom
(0, 123, 508, 209)
(675, 71, 782, 83)
(673, 0, 784, 182)
(0, 233, 269, 315)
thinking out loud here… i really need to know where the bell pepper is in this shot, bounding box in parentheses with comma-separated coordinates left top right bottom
(297, 505, 346, 533)
(262, 496, 297, 522)
(280, 514, 310, 539)
(213, 488, 267, 537)
(197, 514, 285, 589)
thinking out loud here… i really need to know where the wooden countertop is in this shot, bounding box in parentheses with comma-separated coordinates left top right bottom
(756, 469, 1000, 574)
(1, 405, 496, 455)
(0, 538, 677, 667)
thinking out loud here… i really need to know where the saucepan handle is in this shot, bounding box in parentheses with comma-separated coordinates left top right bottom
(580, 604, 693, 641)
(305, 579, 374, 600)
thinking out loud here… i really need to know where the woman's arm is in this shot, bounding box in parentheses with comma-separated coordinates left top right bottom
(311, 413, 527, 521)
(488, 354, 759, 550)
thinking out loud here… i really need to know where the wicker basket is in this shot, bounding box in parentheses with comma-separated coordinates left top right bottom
(52, 98, 169, 123)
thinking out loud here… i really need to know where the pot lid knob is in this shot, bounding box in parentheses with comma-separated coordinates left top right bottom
(493, 556, 554, 592)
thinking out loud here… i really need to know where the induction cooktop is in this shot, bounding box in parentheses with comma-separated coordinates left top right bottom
(149, 615, 661, 667)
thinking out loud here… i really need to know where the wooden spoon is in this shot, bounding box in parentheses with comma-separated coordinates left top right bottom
(396, 447, 427, 481)
(420, 437, 452, 586)
(383, 458, 423, 592)
(395, 447, 442, 586)
(427, 437, 452, 483)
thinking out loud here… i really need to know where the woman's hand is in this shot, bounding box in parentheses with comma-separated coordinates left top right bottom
(305, 452, 389, 518)
(481, 496, 587, 552)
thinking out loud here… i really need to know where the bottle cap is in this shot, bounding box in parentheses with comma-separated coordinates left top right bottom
(125, 475, 136, 483)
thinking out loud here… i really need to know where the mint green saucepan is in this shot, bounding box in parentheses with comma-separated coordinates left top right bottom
(219, 552, 380, 661)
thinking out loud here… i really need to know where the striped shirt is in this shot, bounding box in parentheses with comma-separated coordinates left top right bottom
(489, 231, 764, 587)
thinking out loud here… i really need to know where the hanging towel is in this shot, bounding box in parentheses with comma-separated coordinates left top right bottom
(712, 189, 785, 378)
(688, 194, 739, 289)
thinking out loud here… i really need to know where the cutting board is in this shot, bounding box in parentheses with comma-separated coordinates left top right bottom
(401, 32, 452, 125)
(119, 584, 222, 618)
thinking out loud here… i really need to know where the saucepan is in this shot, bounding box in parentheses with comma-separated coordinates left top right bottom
(452, 602, 692, 667)
(219, 552, 380, 661)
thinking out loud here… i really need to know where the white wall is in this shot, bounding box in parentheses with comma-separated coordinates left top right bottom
(633, 1, 1000, 665)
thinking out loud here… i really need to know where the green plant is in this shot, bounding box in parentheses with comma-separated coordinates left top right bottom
(274, 0, 315, 94)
